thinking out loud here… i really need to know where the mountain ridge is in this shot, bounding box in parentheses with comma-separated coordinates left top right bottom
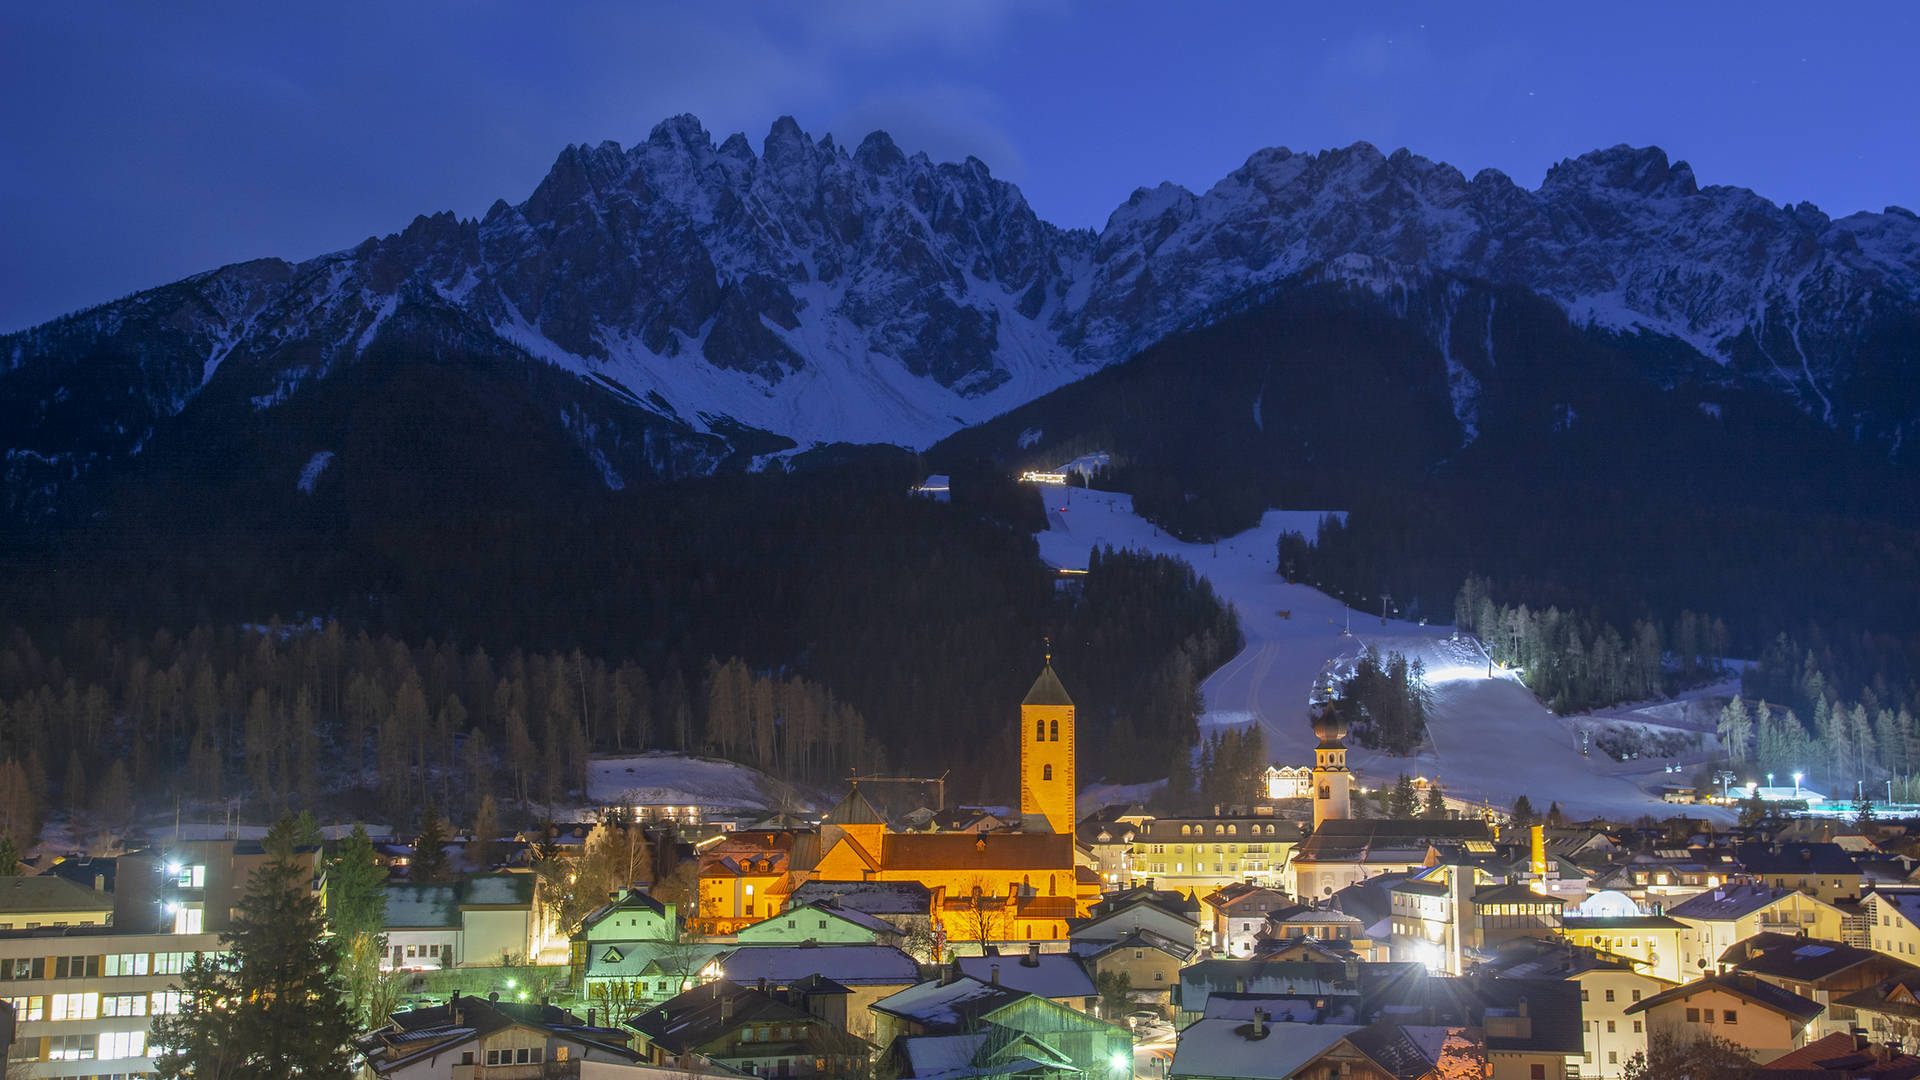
(4, 115, 1917, 520)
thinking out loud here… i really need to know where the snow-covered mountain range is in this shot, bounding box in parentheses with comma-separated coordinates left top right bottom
(4, 114, 1917, 516)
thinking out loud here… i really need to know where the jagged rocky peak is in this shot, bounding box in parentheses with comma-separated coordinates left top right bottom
(1541, 144, 1699, 198)
(4, 115, 1919, 519)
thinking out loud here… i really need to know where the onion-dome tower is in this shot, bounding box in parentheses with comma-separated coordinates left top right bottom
(1310, 702, 1350, 829)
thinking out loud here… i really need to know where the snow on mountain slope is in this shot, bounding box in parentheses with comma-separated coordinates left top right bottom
(1039, 484, 1708, 821)
(3, 117, 1917, 517)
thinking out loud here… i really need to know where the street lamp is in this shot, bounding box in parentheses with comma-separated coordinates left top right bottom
(1793, 772, 1803, 798)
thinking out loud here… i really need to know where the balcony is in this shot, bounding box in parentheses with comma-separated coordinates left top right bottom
(453, 1062, 581, 1080)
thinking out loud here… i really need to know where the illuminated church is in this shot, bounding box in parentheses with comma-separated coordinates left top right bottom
(697, 662, 1102, 940)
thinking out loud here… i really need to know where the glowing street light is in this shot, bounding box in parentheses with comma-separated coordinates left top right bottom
(1793, 772, 1803, 798)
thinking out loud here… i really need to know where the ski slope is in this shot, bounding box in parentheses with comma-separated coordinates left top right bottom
(1037, 485, 1721, 821)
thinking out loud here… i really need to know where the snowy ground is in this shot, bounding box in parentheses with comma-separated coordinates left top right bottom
(586, 752, 807, 814)
(1038, 485, 1729, 822)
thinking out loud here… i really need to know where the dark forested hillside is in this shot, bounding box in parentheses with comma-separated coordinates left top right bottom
(931, 277, 1920, 665)
(0, 441, 1238, 847)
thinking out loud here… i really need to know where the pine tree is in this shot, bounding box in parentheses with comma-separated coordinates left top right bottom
(0, 834, 18, 875)
(412, 802, 452, 884)
(1389, 775, 1420, 819)
(1511, 795, 1538, 829)
(264, 810, 322, 861)
(1717, 697, 1751, 765)
(471, 795, 502, 871)
(1423, 782, 1447, 819)
(1855, 794, 1876, 830)
(1164, 742, 1194, 814)
(327, 825, 388, 938)
(151, 850, 354, 1078)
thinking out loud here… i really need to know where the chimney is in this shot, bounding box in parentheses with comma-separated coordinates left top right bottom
(586, 1007, 595, 1028)
(1251, 1008, 1265, 1038)
(990, 963, 1000, 986)
(721, 993, 733, 1022)
(1024, 942, 1041, 967)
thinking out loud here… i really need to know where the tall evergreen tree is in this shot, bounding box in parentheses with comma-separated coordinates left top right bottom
(0, 834, 18, 875)
(1164, 742, 1195, 814)
(1423, 783, 1447, 819)
(412, 801, 452, 884)
(263, 810, 322, 861)
(1855, 794, 1876, 830)
(151, 850, 354, 1078)
(1510, 795, 1538, 829)
(327, 825, 388, 938)
(1389, 775, 1420, 819)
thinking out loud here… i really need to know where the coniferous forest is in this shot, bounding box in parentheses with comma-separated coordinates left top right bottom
(0, 452, 1239, 852)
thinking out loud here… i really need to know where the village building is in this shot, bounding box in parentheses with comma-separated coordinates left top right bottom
(1071, 928, 1195, 1015)
(1264, 764, 1314, 800)
(872, 973, 1133, 1080)
(1389, 867, 1565, 975)
(0, 923, 223, 1075)
(1835, 970, 1920, 1052)
(1626, 972, 1825, 1061)
(1753, 1031, 1920, 1080)
(1722, 933, 1920, 1039)
(1560, 915, 1689, 984)
(1667, 884, 1848, 977)
(1130, 813, 1301, 894)
(735, 901, 904, 948)
(1736, 843, 1865, 904)
(357, 994, 647, 1077)
(956, 945, 1098, 1012)
(1202, 883, 1294, 957)
(381, 875, 536, 971)
(625, 978, 874, 1079)
(714, 943, 920, 1043)
(1475, 938, 1675, 1079)
(1169, 1017, 1441, 1080)
(1865, 889, 1920, 963)
(696, 664, 1101, 943)
(0, 877, 113, 931)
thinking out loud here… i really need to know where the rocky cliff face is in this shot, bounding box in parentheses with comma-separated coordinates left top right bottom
(4, 116, 1916, 519)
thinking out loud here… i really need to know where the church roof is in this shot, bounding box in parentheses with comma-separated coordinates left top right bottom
(1022, 664, 1073, 707)
(880, 833, 1075, 872)
(824, 784, 890, 827)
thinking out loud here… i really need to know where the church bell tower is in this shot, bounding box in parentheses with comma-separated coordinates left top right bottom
(1310, 702, 1351, 829)
(1020, 655, 1076, 835)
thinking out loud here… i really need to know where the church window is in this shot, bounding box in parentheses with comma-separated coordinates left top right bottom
(1043, 765, 1053, 780)
(1182, 826, 1191, 836)
(1049, 875, 1057, 895)
(1228, 825, 1237, 835)
(1036, 719, 1045, 741)
(1050, 719, 1060, 741)
(1214, 825, 1225, 836)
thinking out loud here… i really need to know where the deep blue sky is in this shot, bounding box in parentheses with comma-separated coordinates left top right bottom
(3, 2, 1915, 332)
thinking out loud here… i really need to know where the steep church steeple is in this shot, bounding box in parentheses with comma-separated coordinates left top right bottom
(1310, 701, 1351, 829)
(1020, 650, 1076, 835)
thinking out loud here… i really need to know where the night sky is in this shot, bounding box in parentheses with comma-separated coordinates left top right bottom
(3, 1, 1914, 332)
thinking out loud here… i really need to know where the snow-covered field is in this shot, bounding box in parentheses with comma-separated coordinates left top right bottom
(1037, 485, 1728, 822)
(587, 752, 803, 813)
